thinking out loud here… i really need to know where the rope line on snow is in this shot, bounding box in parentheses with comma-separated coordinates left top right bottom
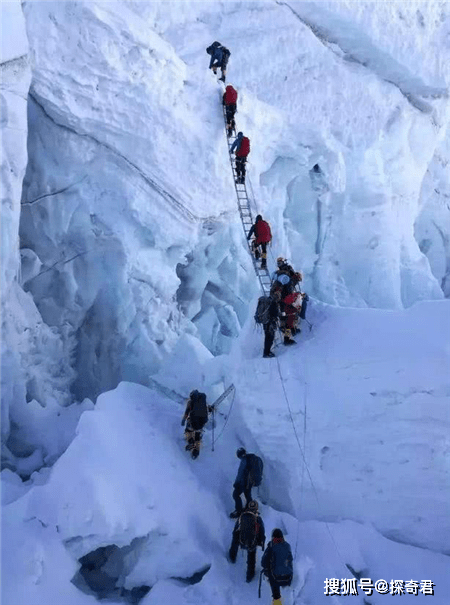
(275, 355, 349, 575)
(211, 385, 237, 448)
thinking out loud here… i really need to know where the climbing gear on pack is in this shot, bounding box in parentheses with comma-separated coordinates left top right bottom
(246, 453, 264, 487)
(255, 296, 273, 325)
(224, 85, 237, 105)
(254, 220, 271, 243)
(247, 500, 259, 512)
(277, 257, 285, 266)
(190, 391, 208, 421)
(270, 541, 293, 585)
(236, 136, 250, 157)
(238, 510, 259, 550)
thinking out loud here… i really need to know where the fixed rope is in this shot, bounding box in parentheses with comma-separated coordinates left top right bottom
(211, 384, 236, 449)
(274, 356, 349, 576)
(223, 108, 272, 296)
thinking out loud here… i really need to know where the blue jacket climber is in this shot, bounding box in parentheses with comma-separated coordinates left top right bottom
(235, 453, 249, 488)
(209, 46, 223, 69)
(230, 131, 244, 154)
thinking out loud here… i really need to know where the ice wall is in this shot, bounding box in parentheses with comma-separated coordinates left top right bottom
(18, 1, 257, 403)
(2, 1, 450, 465)
(415, 123, 450, 296)
(1, 0, 78, 477)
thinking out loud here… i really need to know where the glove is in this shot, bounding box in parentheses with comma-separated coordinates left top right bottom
(181, 418, 186, 426)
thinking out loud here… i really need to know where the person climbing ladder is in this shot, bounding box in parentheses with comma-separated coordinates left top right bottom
(247, 214, 272, 270)
(223, 84, 238, 138)
(230, 131, 250, 185)
(206, 41, 231, 82)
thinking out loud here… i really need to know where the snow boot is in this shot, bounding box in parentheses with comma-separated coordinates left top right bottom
(219, 75, 226, 83)
(261, 260, 267, 269)
(272, 600, 283, 605)
(229, 510, 240, 519)
(246, 571, 255, 583)
(283, 329, 296, 345)
(191, 448, 200, 459)
(263, 352, 275, 358)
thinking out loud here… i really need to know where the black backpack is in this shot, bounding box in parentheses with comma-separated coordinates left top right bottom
(270, 541, 293, 585)
(206, 41, 221, 55)
(190, 392, 208, 421)
(222, 47, 231, 60)
(254, 296, 272, 325)
(246, 453, 264, 487)
(238, 511, 259, 550)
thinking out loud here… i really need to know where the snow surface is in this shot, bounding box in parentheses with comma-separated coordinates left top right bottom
(1, 1, 450, 604)
(2, 299, 450, 604)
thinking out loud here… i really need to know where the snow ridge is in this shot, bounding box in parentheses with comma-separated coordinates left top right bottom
(277, 1, 448, 114)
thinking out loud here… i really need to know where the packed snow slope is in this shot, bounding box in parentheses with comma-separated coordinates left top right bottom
(2, 1, 450, 432)
(2, 299, 450, 604)
(1, 2, 450, 601)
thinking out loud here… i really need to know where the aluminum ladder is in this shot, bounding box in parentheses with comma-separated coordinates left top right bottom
(223, 107, 272, 296)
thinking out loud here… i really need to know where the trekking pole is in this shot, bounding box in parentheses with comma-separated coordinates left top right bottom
(258, 570, 263, 598)
(211, 406, 215, 452)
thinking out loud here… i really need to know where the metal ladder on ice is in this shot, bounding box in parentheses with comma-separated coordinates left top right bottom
(224, 108, 272, 296)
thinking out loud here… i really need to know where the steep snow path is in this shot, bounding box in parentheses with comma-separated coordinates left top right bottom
(235, 299, 450, 553)
(277, 1, 448, 114)
(3, 300, 450, 604)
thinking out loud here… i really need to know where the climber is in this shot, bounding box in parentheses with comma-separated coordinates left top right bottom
(261, 295, 279, 358)
(223, 84, 238, 138)
(270, 258, 302, 301)
(229, 500, 266, 583)
(230, 448, 264, 518)
(181, 390, 213, 459)
(247, 215, 272, 270)
(261, 528, 294, 605)
(230, 131, 250, 185)
(280, 290, 306, 346)
(206, 41, 230, 83)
